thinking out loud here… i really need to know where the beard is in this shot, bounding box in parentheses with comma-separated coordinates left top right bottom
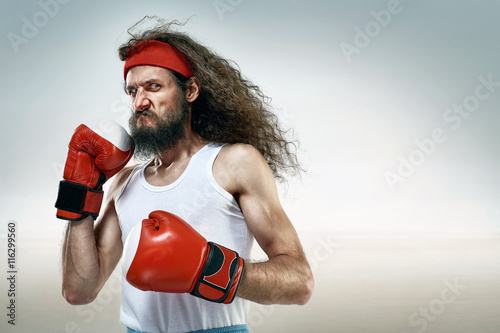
(129, 95, 190, 161)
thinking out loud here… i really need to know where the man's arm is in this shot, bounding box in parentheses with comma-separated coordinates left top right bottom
(61, 167, 133, 305)
(215, 144, 314, 305)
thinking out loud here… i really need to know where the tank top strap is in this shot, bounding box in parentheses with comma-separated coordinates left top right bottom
(115, 163, 144, 203)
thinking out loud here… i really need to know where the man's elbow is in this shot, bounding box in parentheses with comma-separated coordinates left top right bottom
(296, 271, 315, 305)
(62, 287, 96, 305)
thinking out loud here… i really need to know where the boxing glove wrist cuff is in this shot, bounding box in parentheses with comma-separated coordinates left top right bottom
(190, 242, 244, 304)
(224, 258, 245, 304)
(55, 180, 104, 221)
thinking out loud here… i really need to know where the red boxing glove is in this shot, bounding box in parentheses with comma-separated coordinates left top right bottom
(55, 119, 134, 221)
(123, 210, 244, 304)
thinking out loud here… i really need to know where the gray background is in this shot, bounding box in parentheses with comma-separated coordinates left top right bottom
(1, 0, 499, 332)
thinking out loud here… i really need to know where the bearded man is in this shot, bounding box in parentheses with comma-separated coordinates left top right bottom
(57, 19, 313, 333)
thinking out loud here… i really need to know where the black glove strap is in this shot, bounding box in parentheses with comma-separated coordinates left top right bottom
(55, 180, 103, 216)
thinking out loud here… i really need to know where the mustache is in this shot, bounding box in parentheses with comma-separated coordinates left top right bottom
(132, 109, 159, 121)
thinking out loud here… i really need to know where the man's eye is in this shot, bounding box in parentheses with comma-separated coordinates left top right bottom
(150, 83, 160, 89)
(128, 89, 137, 97)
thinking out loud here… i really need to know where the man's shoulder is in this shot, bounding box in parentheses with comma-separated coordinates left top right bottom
(212, 143, 267, 194)
(217, 143, 271, 184)
(219, 143, 264, 164)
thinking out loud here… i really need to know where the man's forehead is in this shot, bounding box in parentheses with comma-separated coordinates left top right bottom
(125, 65, 171, 86)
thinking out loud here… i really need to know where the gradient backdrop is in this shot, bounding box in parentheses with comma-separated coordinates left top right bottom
(1, 0, 500, 332)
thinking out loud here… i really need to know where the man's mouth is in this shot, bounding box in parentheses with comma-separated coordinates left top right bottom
(135, 111, 156, 127)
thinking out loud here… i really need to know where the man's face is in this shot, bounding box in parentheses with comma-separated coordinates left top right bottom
(125, 65, 190, 159)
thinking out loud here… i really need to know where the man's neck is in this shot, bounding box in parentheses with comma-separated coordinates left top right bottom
(151, 130, 208, 171)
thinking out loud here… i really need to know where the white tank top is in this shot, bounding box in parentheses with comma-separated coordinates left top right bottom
(116, 143, 254, 333)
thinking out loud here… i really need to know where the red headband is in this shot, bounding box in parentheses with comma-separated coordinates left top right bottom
(123, 40, 193, 80)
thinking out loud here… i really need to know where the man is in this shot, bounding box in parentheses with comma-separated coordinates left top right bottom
(58, 19, 313, 333)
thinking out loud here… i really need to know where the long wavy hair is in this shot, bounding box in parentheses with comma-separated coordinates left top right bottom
(118, 17, 302, 182)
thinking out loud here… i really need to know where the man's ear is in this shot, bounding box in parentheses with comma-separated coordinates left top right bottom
(185, 77, 200, 103)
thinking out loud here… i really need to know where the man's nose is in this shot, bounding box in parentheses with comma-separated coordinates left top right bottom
(134, 90, 151, 111)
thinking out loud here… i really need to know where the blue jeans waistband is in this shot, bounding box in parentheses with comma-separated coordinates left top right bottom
(127, 324, 249, 333)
